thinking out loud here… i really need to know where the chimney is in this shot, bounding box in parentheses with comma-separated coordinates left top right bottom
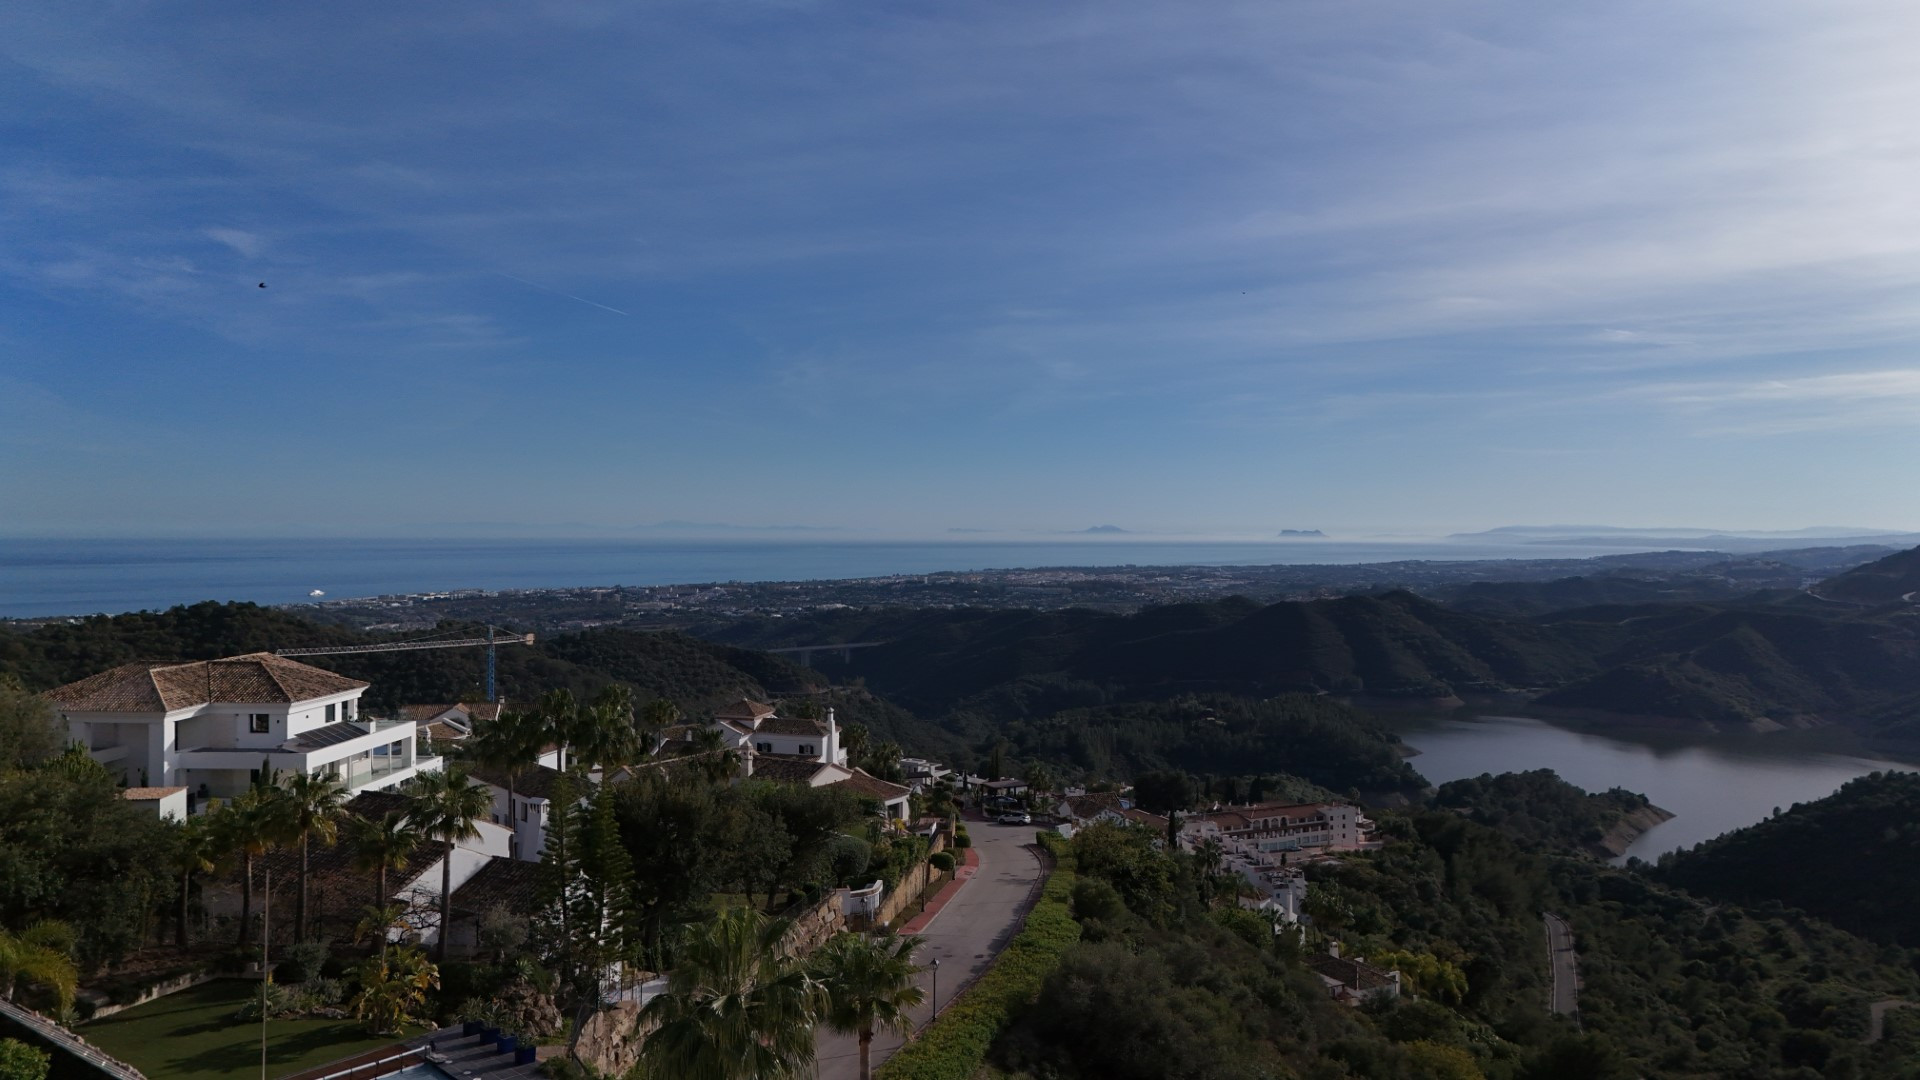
(1328, 941, 1340, 959)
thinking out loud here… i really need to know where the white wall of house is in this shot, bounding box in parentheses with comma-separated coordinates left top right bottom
(403, 844, 499, 945)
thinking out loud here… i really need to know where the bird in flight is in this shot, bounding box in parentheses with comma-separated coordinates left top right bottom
(258, 282, 267, 288)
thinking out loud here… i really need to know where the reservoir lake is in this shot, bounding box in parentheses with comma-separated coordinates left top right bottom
(1390, 714, 1920, 863)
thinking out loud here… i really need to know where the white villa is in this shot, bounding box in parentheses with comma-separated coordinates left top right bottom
(45, 653, 440, 804)
(1178, 800, 1364, 864)
(709, 698, 913, 821)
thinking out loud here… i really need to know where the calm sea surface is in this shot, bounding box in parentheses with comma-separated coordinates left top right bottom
(0, 536, 1648, 618)
(1391, 713, 1919, 862)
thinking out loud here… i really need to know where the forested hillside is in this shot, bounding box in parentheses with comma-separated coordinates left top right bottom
(709, 592, 1602, 712)
(992, 811, 1920, 1079)
(976, 695, 1426, 796)
(0, 602, 823, 711)
(1433, 770, 1671, 857)
(1535, 606, 1920, 734)
(1656, 770, 1920, 947)
(1812, 545, 1920, 605)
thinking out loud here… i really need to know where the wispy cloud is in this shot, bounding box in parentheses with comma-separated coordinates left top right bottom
(1633, 368, 1920, 434)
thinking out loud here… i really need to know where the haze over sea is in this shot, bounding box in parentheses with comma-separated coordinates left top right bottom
(0, 535, 1673, 619)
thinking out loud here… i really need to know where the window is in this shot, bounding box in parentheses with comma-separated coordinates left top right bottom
(325, 703, 337, 723)
(343, 700, 355, 720)
(800, 744, 814, 756)
(520, 802, 529, 822)
(249, 713, 270, 734)
(757, 742, 772, 753)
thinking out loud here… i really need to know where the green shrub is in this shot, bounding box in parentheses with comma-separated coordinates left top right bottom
(276, 939, 331, 983)
(876, 863, 1080, 1080)
(0, 1038, 51, 1080)
(929, 851, 956, 873)
(954, 832, 972, 849)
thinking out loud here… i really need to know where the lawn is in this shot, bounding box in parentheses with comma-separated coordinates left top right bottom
(82, 980, 405, 1080)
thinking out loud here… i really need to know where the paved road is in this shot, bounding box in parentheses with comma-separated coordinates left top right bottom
(813, 821, 1046, 1080)
(1868, 999, 1916, 1043)
(1544, 913, 1580, 1023)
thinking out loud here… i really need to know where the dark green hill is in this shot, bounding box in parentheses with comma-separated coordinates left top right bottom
(1813, 543, 1920, 605)
(1536, 606, 1920, 730)
(988, 694, 1425, 793)
(1656, 770, 1920, 946)
(0, 602, 824, 712)
(1439, 574, 1745, 617)
(1432, 769, 1670, 857)
(741, 592, 1599, 714)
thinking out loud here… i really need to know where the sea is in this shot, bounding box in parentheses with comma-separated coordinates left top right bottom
(0, 535, 1664, 618)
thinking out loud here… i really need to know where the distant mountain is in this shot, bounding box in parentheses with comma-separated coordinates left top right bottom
(1457, 524, 1905, 540)
(1081, 524, 1128, 534)
(1810, 544, 1920, 606)
(1657, 771, 1920, 946)
(1276, 529, 1326, 537)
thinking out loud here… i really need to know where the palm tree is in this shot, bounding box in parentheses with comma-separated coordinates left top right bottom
(811, 932, 926, 1080)
(635, 908, 825, 1080)
(688, 727, 742, 786)
(574, 684, 641, 773)
(284, 772, 349, 941)
(471, 707, 542, 835)
(0, 921, 79, 1012)
(167, 815, 222, 946)
(406, 767, 492, 962)
(640, 698, 682, 754)
(353, 902, 412, 962)
(346, 810, 423, 911)
(535, 689, 581, 771)
(219, 786, 290, 947)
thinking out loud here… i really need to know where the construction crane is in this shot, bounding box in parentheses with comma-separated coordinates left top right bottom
(276, 625, 535, 702)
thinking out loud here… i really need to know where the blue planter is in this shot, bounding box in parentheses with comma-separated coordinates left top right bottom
(494, 1035, 518, 1054)
(462, 1020, 484, 1037)
(482, 1026, 501, 1043)
(514, 1047, 538, 1066)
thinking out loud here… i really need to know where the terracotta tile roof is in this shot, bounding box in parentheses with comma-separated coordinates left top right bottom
(831, 769, 911, 801)
(469, 764, 571, 802)
(1307, 953, 1399, 992)
(459, 702, 503, 724)
(715, 698, 776, 721)
(1062, 794, 1125, 820)
(757, 715, 828, 737)
(121, 787, 187, 800)
(750, 754, 834, 784)
(424, 719, 472, 741)
(46, 654, 367, 713)
(451, 857, 544, 917)
(252, 792, 442, 921)
(1117, 807, 1170, 829)
(400, 704, 463, 724)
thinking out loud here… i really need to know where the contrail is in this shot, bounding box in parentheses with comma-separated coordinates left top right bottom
(496, 272, 630, 316)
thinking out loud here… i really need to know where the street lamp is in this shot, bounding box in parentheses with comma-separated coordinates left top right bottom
(930, 957, 940, 1018)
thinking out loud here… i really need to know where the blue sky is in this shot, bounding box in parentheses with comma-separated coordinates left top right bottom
(5, 1, 1920, 537)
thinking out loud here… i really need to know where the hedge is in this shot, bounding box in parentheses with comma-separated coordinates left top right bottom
(929, 851, 956, 873)
(875, 838, 1079, 1080)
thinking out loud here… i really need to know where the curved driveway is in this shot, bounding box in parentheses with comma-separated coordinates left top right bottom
(813, 820, 1046, 1080)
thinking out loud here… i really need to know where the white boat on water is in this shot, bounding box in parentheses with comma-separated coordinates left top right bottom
(309, 589, 326, 597)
